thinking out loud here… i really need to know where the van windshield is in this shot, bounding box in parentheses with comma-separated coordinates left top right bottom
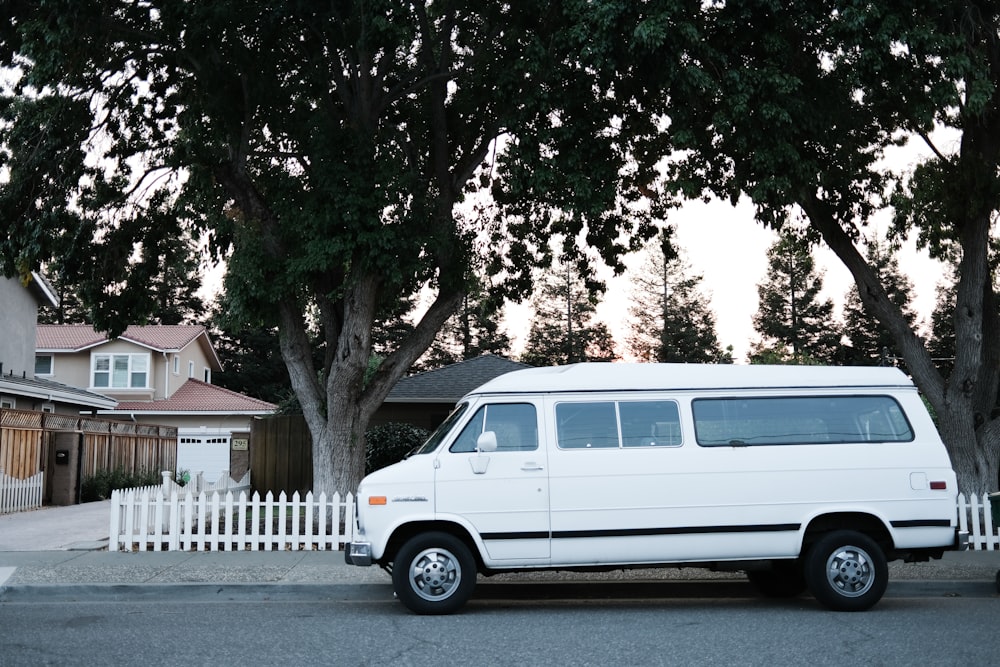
(409, 403, 470, 455)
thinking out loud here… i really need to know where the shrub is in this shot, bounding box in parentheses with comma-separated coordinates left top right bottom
(80, 467, 162, 502)
(365, 423, 430, 474)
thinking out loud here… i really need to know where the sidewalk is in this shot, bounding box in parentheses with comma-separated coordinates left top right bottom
(1, 502, 998, 601)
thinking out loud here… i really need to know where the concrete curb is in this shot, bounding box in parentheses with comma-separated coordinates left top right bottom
(1, 577, 994, 605)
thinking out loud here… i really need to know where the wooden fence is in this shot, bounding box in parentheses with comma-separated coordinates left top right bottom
(0, 409, 44, 481)
(250, 414, 312, 496)
(109, 488, 354, 552)
(0, 408, 177, 512)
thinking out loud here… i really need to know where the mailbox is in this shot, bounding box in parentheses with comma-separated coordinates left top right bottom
(55, 450, 70, 465)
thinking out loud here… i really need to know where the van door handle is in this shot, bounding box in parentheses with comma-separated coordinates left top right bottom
(521, 463, 544, 471)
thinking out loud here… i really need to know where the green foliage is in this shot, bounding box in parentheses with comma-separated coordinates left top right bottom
(80, 468, 161, 503)
(365, 423, 430, 475)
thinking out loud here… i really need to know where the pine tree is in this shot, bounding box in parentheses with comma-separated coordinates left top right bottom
(625, 237, 732, 363)
(520, 260, 617, 366)
(750, 227, 841, 364)
(841, 240, 917, 366)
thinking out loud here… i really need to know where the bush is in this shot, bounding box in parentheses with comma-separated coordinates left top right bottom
(365, 423, 430, 474)
(80, 467, 162, 502)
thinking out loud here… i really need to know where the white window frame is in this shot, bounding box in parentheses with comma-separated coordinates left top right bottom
(188, 360, 195, 378)
(35, 354, 54, 376)
(0, 396, 15, 409)
(91, 352, 150, 389)
(203, 367, 212, 384)
(172, 354, 180, 375)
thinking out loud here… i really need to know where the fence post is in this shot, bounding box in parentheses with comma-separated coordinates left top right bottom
(109, 489, 121, 552)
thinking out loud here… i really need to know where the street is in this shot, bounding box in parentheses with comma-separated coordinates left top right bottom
(1, 589, 997, 666)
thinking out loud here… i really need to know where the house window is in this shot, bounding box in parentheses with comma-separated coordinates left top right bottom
(172, 355, 180, 375)
(35, 355, 54, 376)
(92, 353, 149, 389)
(0, 396, 14, 409)
(203, 367, 211, 384)
(41, 403, 55, 413)
(188, 361, 195, 378)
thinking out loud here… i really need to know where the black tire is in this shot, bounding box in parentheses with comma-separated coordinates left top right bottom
(747, 560, 807, 598)
(804, 530, 888, 612)
(391, 532, 477, 614)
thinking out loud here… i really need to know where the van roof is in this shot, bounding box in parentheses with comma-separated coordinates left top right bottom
(465, 363, 914, 397)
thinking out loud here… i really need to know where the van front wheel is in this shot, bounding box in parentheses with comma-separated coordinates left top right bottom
(392, 532, 476, 614)
(804, 530, 887, 612)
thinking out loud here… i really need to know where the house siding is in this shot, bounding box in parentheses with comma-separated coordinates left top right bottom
(0, 276, 40, 378)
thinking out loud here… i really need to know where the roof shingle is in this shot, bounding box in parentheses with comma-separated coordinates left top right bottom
(385, 355, 533, 403)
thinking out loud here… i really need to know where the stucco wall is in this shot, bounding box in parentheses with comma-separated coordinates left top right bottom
(0, 276, 39, 378)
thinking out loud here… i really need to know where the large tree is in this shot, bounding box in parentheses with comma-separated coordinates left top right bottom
(750, 227, 841, 364)
(641, 1, 1000, 493)
(0, 2, 666, 493)
(625, 233, 732, 363)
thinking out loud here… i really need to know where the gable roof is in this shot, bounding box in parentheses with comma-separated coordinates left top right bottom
(37, 324, 223, 370)
(0, 373, 117, 410)
(385, 355, 533, 404)
(106, 379, 276, 415)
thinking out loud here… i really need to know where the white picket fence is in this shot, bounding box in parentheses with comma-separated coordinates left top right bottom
(0, 469, 43, 514)
(109, 488, 355, 552)
(959, 492, 999, 550)
(109, 487, 999, 554)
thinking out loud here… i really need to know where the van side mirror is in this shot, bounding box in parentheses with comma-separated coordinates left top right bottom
(477, 431, 498, 453)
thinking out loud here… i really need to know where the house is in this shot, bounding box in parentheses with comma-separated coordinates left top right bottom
(36, 324, 277, 481)
(372, 355, 534, 430)
(0, 274, 116, 414)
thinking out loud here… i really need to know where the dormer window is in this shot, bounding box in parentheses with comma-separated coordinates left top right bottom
(92, 353, 149, 389)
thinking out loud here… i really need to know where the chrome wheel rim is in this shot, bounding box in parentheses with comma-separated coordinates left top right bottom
(825, 545, 875, 598)
(409, 547, 462, 602)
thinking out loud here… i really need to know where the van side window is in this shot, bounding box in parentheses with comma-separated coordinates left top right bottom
(557, 400, 682, 449)
(620, 401, 682, 447)
(692, 396, 914, 446)
(449, 403, 538, 453)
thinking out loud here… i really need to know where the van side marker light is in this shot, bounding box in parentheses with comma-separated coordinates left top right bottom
(930, 481, 947, 490)
(369, 496, 387, 505)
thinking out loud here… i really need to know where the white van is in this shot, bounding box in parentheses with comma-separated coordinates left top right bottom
(345, 363, 966, 613)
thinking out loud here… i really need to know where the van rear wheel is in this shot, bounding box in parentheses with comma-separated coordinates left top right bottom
(804, 530, 887, 611)
(392, 532, 476, 615)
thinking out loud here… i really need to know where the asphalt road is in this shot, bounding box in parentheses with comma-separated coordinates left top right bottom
(2, 589, 997, 666)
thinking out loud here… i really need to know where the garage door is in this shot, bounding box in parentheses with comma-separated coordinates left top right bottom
(177, 434, 230, 483)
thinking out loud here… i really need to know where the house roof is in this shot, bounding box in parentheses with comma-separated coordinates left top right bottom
(106, 379, 276, 414)
(384, 355, 533, 404)
(27, 272, 59, 308)
(37, 324, 223, 370)
(0, 372, 117, 410)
